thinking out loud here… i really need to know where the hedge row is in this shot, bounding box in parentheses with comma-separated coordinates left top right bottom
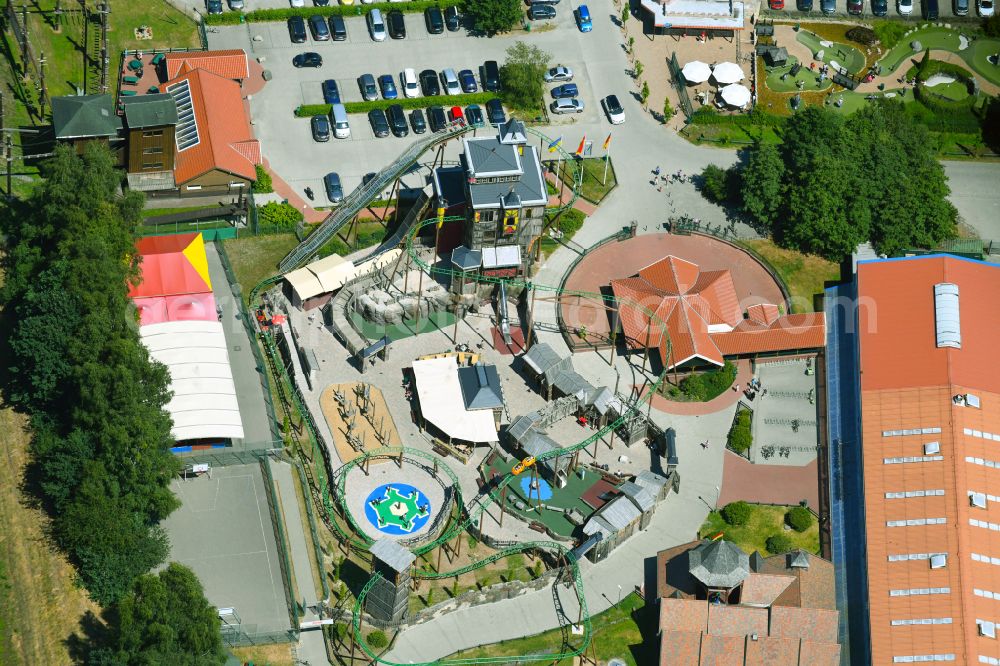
(689, 106, 787, 129)
(295, 92, 496, 116)
(204, 0, 461, 25)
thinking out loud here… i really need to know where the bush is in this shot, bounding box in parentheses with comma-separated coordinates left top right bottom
(679, 361, 737, 401)
(204, 0, 460, 24)
(727, 408, 753, 454)
(872, 19, 907, 48)
(845, 26, 876, 46)
(501, 42, 551, 113)
(721, 501, 752, 526)
(258, 201, 303, 230)
(690, 106, 786, 129)
(367, 630, 389, 649)
(556, 208, 586, 236)
(766, 533, 794, 554)
(786, 506, 814, 532)
(295, 92, 496, 117)
(985, 13, 1000, 38)
(253, 164, 272, 193)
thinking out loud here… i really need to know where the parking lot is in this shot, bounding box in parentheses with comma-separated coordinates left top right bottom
(208, 6, 624, 200)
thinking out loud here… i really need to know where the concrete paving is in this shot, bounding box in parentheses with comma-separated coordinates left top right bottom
(943, 160, 1000, 240)
(749, 358, 820, 466)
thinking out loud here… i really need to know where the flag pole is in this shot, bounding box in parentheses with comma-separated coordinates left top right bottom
(602, 137, 611, 186)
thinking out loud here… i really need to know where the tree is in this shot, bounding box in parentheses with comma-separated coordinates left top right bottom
(634, 60, 644, 79)
(727, 409, 753, 454)
(766, 533, 794, 554)
(786, 506, 814, 532)
(640, 81, 650, 107)
(986, 13, 1000, 38)
(500, 42, 551, 112)
(367, 630, 389, 649)
(700, 164, 730, 203)
(739, 142, 784, 234)
(258, 201, 304, 229)
(252, 164, 272, 193)
(917, 48, 931, 76)
(466, 0, 522, 35)
(722, 501, 752, 526)
(89, 563, 225, 666)
(621, 5, 629, 26)
(662, 96, 674, 123)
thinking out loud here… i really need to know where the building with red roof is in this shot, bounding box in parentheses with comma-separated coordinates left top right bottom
(610, 255, 825, 370)
(164, 49, 250, 82)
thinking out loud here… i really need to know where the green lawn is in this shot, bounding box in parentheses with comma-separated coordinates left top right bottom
(554, 156, 617, 203)
(764, 56, 834, 94)
(877, 27, 1000, 86)
(795, 30, 866, 74)
(221, 233, 299, 303)
(926, 80, 971, 101)
(742, 239, 840, 313)
(700, 505, 820, 556)
(448, 592, 656, 665)
(680, 123, 782, 147)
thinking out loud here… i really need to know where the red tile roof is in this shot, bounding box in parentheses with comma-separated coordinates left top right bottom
(660, 598, 709, 633)
(797, 639, 842, 665)
(707, 604, 769, 637)
(162, 68, 259, 186)
(699, 634, 745, 665)
(769, 606, 839, 643)
(740, 573, 795, 607)
(611, 255, 825, 369)
(164, 49, 249, 81)
(660, 631, 703, 666)
(744, 636, 800, 665)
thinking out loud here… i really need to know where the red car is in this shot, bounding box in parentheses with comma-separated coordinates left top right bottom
(769, 0, 785, 8)
(448, 105, 465, 123)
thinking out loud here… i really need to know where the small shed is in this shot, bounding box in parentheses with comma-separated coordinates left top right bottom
(582, 494, 644, 562)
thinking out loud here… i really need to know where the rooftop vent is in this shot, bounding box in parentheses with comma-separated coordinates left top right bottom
(933, 283, 961, 349)
(924, 441, 941, 455)
(980, 620, 996, 639)
(971, 493, 988, 509)
(930, 554, 947, 569)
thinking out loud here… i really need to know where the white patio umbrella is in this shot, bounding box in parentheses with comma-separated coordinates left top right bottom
(681, 61, 712, 84)
(712, 61, 745, 85)
(720, 83, 752, 108)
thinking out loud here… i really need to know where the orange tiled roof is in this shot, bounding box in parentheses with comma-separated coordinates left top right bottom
(797, 640, 842, 665)
(659, 631, 703, 666)
(699, 634, 745, 665)
(707, 604, 769, 637)
(744, 636, 800, 665)
(740, 573, 795, 607)
(660, 597, 708, 633)
(611, 255, 825, 369)
(769, 605, 839, 643)
(855, 256, 1000, 665)
(164, 49, 249, 81)
(162, 68, 259, 186)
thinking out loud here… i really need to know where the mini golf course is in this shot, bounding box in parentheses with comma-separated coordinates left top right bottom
(365, 483, 432, 535)
(878, 26, 1000, 86)
(765, 56, 834, 93)
(795, 29, 867, 74)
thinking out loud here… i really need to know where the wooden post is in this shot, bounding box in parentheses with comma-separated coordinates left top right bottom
(436, 542, 443, 573)
(455, 528, 463, 558)
(499, 482, 507, 529)
(525, 283, 537, 350)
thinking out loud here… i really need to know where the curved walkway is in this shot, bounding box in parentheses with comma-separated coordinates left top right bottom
(639, 358, 752, 416)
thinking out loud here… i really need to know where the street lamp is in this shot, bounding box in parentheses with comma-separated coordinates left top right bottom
(617, 584, 622, 607)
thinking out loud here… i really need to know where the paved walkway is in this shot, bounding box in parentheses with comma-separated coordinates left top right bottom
(640, 358, 752, 416)
(718, 450, 819, 509)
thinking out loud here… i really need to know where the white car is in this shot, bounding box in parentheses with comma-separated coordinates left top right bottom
(544, 65, 573, 83)
(440, 68, 461, 95)
(980, 0, 994, 15)
(290, 0, 304, 6)
(401, 68, 420, 98)
(897, 0, 912, 14)
(551, 98, 584, 114)
(601, 94, 625, 125)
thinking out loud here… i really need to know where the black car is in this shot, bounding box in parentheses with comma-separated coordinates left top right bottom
(329, 15, 348, 40)
(205, 0, 223, 14)
(796, 0, 813, 8)
(485, 98, 505, 125)
(387, 104, 408, 137)
(314, 0, 330, 5)
(309, 14, 331, 40)
(425, 6, 444, 33)
(419, 69, 441, 96)
(362, 172, 378, 187)
(480, 60, 501, 93)
(922, 0, 939, 18)
(311, 115, 331, 142)
(369, 109, 390, 137)
(427, 105, 447, 132)
(529, 4, 556, 18)
(288, 16, 307, 43)
(410, 108, 427, 134)
(872, 0, 888, 13)
(820, 0, 836, 12)
(444, 5, 461, 30)
(293, 52, 323, 68)
(387, 10, 406, 39)
(324, 173, 343, 203)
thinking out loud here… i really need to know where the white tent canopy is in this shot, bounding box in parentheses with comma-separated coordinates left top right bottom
(140, 320, 245, 441)
(712, 62, 745, 84)
(412, 356, 498, 443)
(681, 61, 712, 84)
(720, 83, 752, 108)
(283, 249, 402, 303)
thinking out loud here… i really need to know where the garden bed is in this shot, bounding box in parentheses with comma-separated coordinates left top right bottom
(700, 504, 820, 556)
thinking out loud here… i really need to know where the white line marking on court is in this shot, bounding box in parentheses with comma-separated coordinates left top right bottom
(250, 470, 281, 609)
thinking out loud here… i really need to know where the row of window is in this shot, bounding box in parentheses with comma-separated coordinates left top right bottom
(884, 456, 944, 465)
(982, 656, 1000, 665)
(142, 146, 164, 155)
(969, 518, 1000, 532)
(885, 489, 945, 499)
(888, 553, 946, 562)
(142, 129, 163, 137)
(971, 553, 1000, 566)
(142, 162, 164, 170)
(890, 587, 951, 597)
(973, 588, 1000, 600)
(964, 427, 1000, 442)
(887, 518, 947, 527)
(893, 655, 954, 663)
(891, 617, 952, 626)
(966, 456, 1000, 469)
(882, 427, 942, 437)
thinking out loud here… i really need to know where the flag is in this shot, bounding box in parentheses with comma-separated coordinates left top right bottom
(575, 136, 586, 156)
(603, 133, 612, 151)
(547, 136, 562, 152)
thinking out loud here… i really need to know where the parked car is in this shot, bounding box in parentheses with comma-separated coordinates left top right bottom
(205, 0, 223, 15)
(481, 61, 501, 93)
(387, 10, 406, 38)
(420, 69, 441, 96)
(444, 5, 461, 30)
(898, 0, 913, 12)
(425, 6, 445, 33)
(322, 79, 341, 104)
(324, 173, 344, 204)
(358, 73, 378, 101)
(529, 4, 557, 18)
(329, 15, 348, 40)
(796, 0, 812, 9)
(378, 74, 398, 100)
(440, 68, 461, 95)
(601, 94, 625, 124)
(769, 0, 784, 8)
(293, 52, 323, 67)
(872, 0, 888, 13)
(290, 0, 305, 6)
(550, 98, 584, 114)
(847, 0, 862, 14)
(544, 65, 573, 83)
(465, 104, 485, 127)
(955, 0, 969, 15)
(551, 83, 579, 99)
(367, 8, 387, 41)
(314, 0, 330, 5)
(410, 108, 428, 133)
(458, 69, 478, 93)
(401, 68, 420, 98)
(387, 104, 409, 137)
(486, 98, 506, 125)
(820, 0, 836, 12)
(309, 14, 331, 39)
(428, 105, 448, 131)
(369, 109, 390, 137)
(980, 0, 995, 15)
(311, 114, 331, 142)
(922, 0, 938, 19)
(448, 105, 465, 123)
(331, 103, 350, 138)
(288, 16, 307, 43)
(575, 4, 592, 31)
(227, 0, 244, 10)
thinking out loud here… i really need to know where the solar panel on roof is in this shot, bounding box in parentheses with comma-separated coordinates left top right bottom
(933, 282, 961, 349)
(167, 80, 200, 151)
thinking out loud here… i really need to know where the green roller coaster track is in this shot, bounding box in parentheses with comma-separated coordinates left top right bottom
(246, 142, 670, 664)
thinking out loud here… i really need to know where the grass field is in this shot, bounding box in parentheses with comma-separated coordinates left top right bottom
(0, 408, 100, 666)
(700, 504, 820, 556)
(232, 643, 295, 666)
(554, 156, 617, 203)
(448, 592, 655, 665)
(795, 29, 867, 74)
(742, 240, 840, 313)
(222, 233, 300, 304)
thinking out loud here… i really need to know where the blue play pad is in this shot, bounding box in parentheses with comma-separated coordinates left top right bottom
(520, 476, 553, 501)
(364, 483, 432, 535)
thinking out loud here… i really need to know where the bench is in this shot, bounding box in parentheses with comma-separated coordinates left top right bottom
(147, 86, 159, 94)
(120, 89, 138, 96)
(123, 75, 139, 85)
(151, 53, 165, 66)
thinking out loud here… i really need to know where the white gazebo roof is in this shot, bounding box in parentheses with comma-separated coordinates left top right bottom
(682, 61, 712, 84)
(720, 83, 752, 108)
(412, 356, 499, 443)
(713, 61, 745, 84)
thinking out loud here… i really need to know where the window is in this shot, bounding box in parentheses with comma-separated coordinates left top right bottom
(142, 129, 164, 137)
(972, 493, 988, 509)
(925, 441, 941, 455)
(142, 146, 163, 155)
(979, 620, 997, 639)
(141, 161, 164, 170)
(930, 554, 947, 569)
(185, 185, 203, 191)
(229, 182, 245, 188)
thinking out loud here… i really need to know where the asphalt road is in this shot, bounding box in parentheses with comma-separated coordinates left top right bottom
(943, 161, 1000, 240)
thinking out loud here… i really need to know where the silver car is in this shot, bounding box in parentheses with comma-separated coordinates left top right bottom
(440, 68, 461, 95)
(550, 98, 584, 114)
(543, 65, 573, 83)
